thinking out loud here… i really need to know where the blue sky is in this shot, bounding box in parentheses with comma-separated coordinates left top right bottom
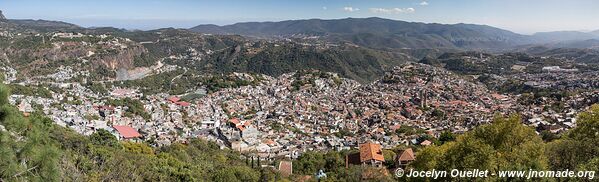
(1, 0, 598, 34)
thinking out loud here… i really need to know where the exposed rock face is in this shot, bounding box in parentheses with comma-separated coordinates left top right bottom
(0, 10, 6, 20)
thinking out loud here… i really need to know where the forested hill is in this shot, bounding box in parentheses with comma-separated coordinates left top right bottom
(191, 17, 529, 50)
(0, 20, 411, 83)
(191, 18, 599, 51)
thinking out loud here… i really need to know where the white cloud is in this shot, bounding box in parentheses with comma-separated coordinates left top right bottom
(420, 1, 429, 6)
(369, 7, 415, 14)
(323, 6, 327, 10)
(343, 7, 359, 12)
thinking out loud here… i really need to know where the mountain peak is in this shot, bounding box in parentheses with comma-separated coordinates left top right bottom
(0, 10, 6, 20)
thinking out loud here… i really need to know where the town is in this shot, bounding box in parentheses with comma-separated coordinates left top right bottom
(2, 2, 599, 180)
(8, 57, 599, 176)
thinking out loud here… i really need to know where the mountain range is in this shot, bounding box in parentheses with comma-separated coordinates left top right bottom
(2, 13, 599, 82)
(191, 17, 599, 51)
(2, 13, 598, 51)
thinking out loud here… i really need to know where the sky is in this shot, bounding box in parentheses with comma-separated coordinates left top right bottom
(1, 0, 598, 34)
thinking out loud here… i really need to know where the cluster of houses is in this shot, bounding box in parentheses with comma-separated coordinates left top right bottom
(277, 141, 417, 179)
(3, 30, 598, 181)
(193, 64, 518, 159)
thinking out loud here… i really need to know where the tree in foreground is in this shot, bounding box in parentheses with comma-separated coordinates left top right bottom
(410, 115, 548, 181)
(546, 104, 599, 171)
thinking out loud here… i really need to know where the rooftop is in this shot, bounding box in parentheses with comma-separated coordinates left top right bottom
(359, 142, 385, 162)
(113, 125, 142, 139)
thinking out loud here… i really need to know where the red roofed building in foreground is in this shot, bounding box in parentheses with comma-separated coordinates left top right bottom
(396, 148, 415, 168)
(346, 142, 385, 168)
(112, 125, 142, 140)
(359, 142, 385, 167)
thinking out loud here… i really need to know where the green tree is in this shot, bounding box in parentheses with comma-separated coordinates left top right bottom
(546, 105, 599, 171)
(90, 129, 120, 148)
(295, 151, 326, 175)
(123, 141, 154, 155)
(0, 84, 62, 181)
(411, 115, 548, 181)
(383, 149, 397, 169)
(213, 166, 260, 182)
(438, 130, 456, 144)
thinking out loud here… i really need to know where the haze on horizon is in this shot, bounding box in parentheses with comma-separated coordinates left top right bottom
(1, 0, 598, 34)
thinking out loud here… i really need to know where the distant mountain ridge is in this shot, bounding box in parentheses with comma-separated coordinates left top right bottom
(9, 19, 82, 31)
(191, 17, 529, 51)
(531, 31, 599, 43)
(190, 17, 599, 51)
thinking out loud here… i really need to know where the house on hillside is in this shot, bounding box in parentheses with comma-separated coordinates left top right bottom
(346, 142, 385, 168)
(167, 96, 191, 107)
(112, 125, 142, 141)
(396, 148, 415, 168)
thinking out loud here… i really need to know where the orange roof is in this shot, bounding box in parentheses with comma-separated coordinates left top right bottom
(229, 118, 240, 125)
(263, 139, 275, 145)
(397, 148, 415, 162)
(113, 125, 141, 139)
(236, 124, 246, 131)
(491, 93, 506, 100)
(359, 142, 385, 162)
(420, 140, 432, 146)
(167, 96, 181, 103)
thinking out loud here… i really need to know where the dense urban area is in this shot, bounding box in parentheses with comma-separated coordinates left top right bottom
(1, 9, 599, 181)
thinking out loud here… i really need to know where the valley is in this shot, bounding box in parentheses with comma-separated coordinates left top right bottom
(0, 10, 598, 181)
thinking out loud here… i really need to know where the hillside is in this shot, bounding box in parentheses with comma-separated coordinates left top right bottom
(0, 19, 410, 83)
(179, 41, 409, 83)
(191, 17, 530, 51)
(191, 18, 599, 51)
(521, 46, 599, 64)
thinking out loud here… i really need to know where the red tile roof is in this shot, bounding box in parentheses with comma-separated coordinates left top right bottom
(420, 140, 432, 146)
(359, 142, 385, 162)
(236, 125, 246, 131)
(175, 101, 191, 107)
(229, 118, 240, 125)
(397, 148, 415, 162)
(167, 96, 181, 103)
(264, 139, 275, 145)
(113, 125, 142, 139)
